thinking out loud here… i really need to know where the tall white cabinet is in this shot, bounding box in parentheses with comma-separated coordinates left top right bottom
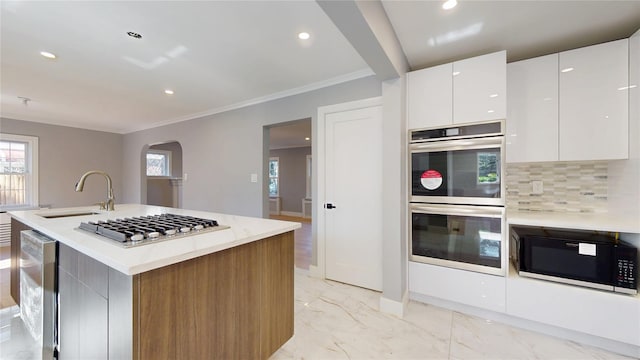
(507, 39, 629, 162)
(407, 51, 506, 130)
(507, 54, 559, 163)
(407, 63, 452, 129)
(559, 39, 629, 161)
(453, 51, 507, 124)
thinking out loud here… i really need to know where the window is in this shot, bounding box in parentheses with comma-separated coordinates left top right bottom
(0, 134, 38, 209)
(477, 152, 500, 184)
(146, 150, 172, 177)
(269, 157, 279, 197)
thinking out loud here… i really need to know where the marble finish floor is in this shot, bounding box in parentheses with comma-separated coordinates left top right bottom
(272, 269, 634, 360)
(0, 268, 634, 360)
(0, 306, 41, 360)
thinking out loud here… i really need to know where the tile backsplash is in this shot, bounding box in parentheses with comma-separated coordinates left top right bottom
(506, 161, 608, 213)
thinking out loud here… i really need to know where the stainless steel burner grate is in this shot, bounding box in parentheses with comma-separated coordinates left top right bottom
(78, 213, 229, 247)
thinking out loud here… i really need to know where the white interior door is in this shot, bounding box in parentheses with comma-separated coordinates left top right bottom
(324, 104, 383, 291)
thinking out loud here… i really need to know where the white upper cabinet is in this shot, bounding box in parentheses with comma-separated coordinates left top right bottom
(453, 50, 507, 124)
(559, 39, 629, 161)
(507, 54, 559, 163)
(406, 51, 506, 130)
(407, 63, 453, 129)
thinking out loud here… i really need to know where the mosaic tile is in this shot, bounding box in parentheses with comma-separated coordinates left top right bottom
(506, 161, 608, 213)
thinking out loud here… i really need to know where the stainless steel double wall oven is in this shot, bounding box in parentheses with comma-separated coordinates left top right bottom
(409, 120, 506, 276)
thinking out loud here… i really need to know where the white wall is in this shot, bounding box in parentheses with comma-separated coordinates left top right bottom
(122, 76, 381, 219)
(379, 75, 407, 311)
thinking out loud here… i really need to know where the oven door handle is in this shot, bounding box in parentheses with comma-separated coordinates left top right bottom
(410, 136, 504, 152)
(411, 204, 504, 218)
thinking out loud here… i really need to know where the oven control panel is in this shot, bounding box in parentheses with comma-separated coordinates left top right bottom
(615, 245, 637, 291)
(616, 258, 636, 288)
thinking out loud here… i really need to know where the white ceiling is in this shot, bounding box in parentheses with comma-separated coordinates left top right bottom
(382, 0, 640, 70)
(2, 1, 639, 135)
(0, 1, 369, 133)
(269, 120, 312, 150)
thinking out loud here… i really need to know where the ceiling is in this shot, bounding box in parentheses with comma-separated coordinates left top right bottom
(269, 120, 312, 150)
(2, 1, 639, 135)
(382, 0, 640, 70)
(0, 1, 368, 133)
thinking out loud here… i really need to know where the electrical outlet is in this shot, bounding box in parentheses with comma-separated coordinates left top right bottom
(532, 180, 543, 194)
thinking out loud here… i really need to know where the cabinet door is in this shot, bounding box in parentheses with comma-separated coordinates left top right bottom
(507, 54, 559, 163)
(453, 51, 506, 124)
(559, 39, 629, 161)
(58, 244, 109, 360)
(407, 63, 453, 129)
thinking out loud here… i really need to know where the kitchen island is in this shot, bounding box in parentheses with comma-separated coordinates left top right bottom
(10, 204, 300, 359)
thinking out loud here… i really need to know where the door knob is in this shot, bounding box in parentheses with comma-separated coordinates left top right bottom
(325, 203, 337, 209)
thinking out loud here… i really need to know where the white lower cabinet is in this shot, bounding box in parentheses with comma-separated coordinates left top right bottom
(409, 260, 640, 348)
(409, 261, 506, 312)
(506, 269, 640, 346)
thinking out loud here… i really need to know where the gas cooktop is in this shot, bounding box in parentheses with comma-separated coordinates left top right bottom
(78, 213, 230, 248)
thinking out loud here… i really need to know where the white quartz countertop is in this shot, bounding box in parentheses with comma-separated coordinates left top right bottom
(507, 210, 640, 233)
(9, 204, 301, 275)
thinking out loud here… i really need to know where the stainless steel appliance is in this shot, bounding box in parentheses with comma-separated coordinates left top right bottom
(77, 213, 229, 247)
(409, 120, 507, 276)
(410, 121, 505, 205)
(411, 203, 506, 276)
(20, 230, 57, 359)
(511, 226, 638, 294)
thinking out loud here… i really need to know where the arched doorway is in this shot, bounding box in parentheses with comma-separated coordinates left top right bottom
(142, 141, 183, 208)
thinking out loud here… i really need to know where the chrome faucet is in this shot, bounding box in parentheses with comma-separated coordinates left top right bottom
(75, 170, 115, 211)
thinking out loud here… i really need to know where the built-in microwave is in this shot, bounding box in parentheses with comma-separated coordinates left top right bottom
(410, 121, 505, 206)
(511, 226, 638, 295)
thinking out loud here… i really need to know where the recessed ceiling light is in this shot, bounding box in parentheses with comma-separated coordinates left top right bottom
(442, 0, 457, 10)
(452, 71, 461, 76)
(164, 89, 174, 95)
(305, 137, 310, 141)
(298, 32, 310, 40)
(561, 67, 574, 73)
(489, 94, 498, 98)
(40, 51, 56, 59)
(127, 31, 143, 39)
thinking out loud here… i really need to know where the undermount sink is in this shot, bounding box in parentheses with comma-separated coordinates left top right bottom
(38, 211, 100, 219)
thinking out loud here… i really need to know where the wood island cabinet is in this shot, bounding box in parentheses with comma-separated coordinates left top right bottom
(11, 216, 293, 360)
(56, 231, 294, 360)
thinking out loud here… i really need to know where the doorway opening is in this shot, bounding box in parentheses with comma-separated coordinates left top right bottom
(141, 141, 183, 208)
(265, 119, 312, 270)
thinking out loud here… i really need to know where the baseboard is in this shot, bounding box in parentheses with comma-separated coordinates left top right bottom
(379, 290, 408, 318)
(409, 292, 640, 358)
(280, 211, 303, 217)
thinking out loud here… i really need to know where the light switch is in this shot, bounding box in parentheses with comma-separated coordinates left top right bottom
(531, 180, 543, 194)
(250, 173, 258, 183)
(183, 173, 188, 181)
